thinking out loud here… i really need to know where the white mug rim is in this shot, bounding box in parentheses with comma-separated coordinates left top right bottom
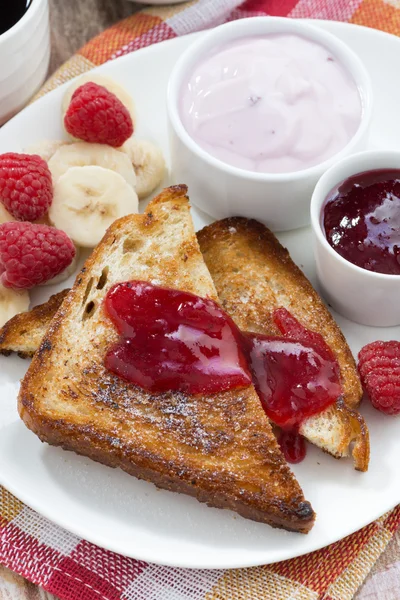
(0, 0, 43, 46)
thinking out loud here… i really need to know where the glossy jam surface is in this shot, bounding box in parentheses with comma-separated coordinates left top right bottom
(180, 35, 361, 173)
(247, 308, 342, 429)
(104, 281, 252, 395)
(324, 169, 400, 275)
(278, 431, 307, 464)
(105, 283, 341, 448)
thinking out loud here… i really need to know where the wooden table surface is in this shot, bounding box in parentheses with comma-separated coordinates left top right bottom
(0, 1, 396, 598)
(48, 0, 137, 75)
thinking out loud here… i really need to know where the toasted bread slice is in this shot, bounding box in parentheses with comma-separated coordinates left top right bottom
(0, 290, 70, 358)
(197, 218, 369, 472)
(18, 186, 315, 533)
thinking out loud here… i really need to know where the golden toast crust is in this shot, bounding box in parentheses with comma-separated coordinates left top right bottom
(0, 290, 70, 358)
(18, 186, 315, 533)
(197, 218, 369, 472)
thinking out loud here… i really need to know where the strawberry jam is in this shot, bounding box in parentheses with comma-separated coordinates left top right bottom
(246, 308, 342, 429)
(323, 169, 400, 274)
(104, 281, 252, 395)
(104, 282, 342, 463)
(278, 431, 307, 464)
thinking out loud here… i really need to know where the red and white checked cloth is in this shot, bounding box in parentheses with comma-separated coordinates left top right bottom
(2, 1, 400, 599)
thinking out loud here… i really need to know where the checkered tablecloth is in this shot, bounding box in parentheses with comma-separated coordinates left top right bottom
(2, 1, 400, 599)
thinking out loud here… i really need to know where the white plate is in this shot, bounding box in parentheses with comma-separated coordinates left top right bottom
(0, 21, 399, 570)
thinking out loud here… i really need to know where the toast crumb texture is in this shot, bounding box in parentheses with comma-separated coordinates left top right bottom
(0, 290, 70, 358)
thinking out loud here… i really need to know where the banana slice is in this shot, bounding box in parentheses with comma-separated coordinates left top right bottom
(62, 74, 135, 125)
(120, 137, 166, 199)
(49, 165, 139, 248)
(0, 204, 15, 224)
(49, 142, 136, 189)
(0, 284, 29, 328)
(24, 140, 69, 163)
(41, 245, 80, 286)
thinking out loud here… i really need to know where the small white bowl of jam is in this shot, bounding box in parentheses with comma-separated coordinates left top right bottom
(167, 17, 373, 231)
(311, 150, 400, 327)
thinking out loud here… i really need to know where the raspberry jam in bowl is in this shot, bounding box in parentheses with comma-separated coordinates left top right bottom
(167, 17, 373, 231)
(311, 150, 400, 327)
(324, 169, 400, 275)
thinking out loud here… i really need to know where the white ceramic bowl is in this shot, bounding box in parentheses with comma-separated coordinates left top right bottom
(311, 150, 400, 327)
(0, 0, 50, 126)
(167, 17, 373, 231)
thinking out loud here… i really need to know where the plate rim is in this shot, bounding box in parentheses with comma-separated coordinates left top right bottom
(1, 449, 398, 569)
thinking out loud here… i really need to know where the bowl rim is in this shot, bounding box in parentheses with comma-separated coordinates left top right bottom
(0, 0, 45, 46)
(167, 16, 374, 182)
(310, 148, 400, 281)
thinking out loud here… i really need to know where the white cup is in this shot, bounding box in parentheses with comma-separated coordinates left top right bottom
(167, 17, 373, 231)
(311, 150, 400, 327)
(0, 0, 50, 126)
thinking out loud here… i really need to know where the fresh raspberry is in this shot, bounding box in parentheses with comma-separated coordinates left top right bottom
(358, 341, 400, 415)
(0, 153, 53, 222)
(64, 82, 133, 147)
(0, 222, 75, 289)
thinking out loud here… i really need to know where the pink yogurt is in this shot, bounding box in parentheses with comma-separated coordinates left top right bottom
(179, 34, 362, 174)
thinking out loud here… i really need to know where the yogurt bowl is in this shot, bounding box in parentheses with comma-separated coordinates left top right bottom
(167, 17, 373, 231)
(311, 150, 400, 327)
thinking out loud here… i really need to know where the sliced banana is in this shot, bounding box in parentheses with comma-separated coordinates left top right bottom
(62, 74, 135, 125)
(24, 140, 69, 163)
(41, 245, 80, 286)
(119, 137, 166, 199)
(0, 284, 29, 328)
(0, 204, 15, 224)
(48, 142, 136, 189)
(49, 166, 138, 248)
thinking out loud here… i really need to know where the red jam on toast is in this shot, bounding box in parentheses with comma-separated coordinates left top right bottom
(105, 281, 342, 463)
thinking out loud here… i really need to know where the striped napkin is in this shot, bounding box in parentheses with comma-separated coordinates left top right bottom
(2, 1, 400, 599)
